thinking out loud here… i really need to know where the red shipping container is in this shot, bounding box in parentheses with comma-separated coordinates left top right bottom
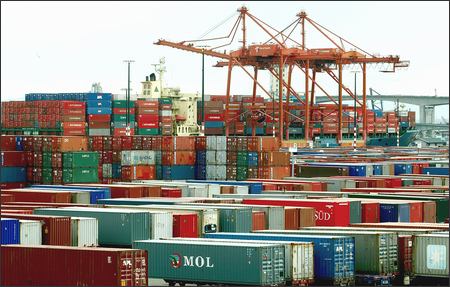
(60, 101, 86, 110)
(136, 100, 158, 108)
(136, 108, 159, 114)
(142, 186, 162, 197)
(252, 211, 266, 231)
(137, 121, 159, 129)
(3, 189, 71, 203)
(173, 213, 198, 238)
(88, 114, 111, 122)
(1, 151, 26, 166)
(384, 178, 403, 188)
(408, 201, 423, 222)
(1, 245, 148, 286)
(161, 188, 182, 198)
(1, 213, 71, 245)
(361, 202, 380, 223)
(284, 207, 300, 230)
(423, 201, 436, 223)
(113, 107, 136, 115)
(195, 136, 207, 150)
(121, 166, 156, 181)
(162, 151, 196, 165)
(1, 194, 15, 203)
(62, 121, 86, 129)
(242, 198, 351, 226)
(62, 127, 86, 136)
(0, 135, 17, 151)
(398, 235, 413, 275)
(89, 121, 111, 129)
(205, 114, 224, 121)
(137, 114, 159, 122)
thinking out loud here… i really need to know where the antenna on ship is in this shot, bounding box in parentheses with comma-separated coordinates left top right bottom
(152, 57, 166, 98)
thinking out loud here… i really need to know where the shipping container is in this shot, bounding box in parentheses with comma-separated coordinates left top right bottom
(1, 245, 147, 286)
(413, 234, 449, 277)
(2, 189, 72, 203)
(260, 229, 398, 275)
(173, 213, 198, 238)
(18, 219, 42, 245)
(63, 152, 99, 168)
(204, 232, 355, 285)
(165, 237, 315, 285)
(1, 218, 20, 244)
(1, 213, 71, 246)
(33, 207, 152, 246)
(70, 217, 99, 247)
(133, 239, 286, 286)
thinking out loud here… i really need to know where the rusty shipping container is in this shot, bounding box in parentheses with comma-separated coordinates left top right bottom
(1, 245, 147, 286)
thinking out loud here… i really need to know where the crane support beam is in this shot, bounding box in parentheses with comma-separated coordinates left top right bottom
(155, 40, 230, 59)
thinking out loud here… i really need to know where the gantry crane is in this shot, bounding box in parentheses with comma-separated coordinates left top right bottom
(155, 6, 409, 145)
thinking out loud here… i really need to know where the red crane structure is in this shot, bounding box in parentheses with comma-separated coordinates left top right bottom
(155, 6, 409, 145)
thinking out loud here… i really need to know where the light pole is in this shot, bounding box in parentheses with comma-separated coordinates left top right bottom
(198, 45, 210, 128)
(124, 60, 135, 136)
(351, 71, 360, 150)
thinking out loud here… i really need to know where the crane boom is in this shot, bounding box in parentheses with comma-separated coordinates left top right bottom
(155, 39, 231, 60)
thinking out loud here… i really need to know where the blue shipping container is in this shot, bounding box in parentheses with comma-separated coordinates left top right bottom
(205, 121, 224, 128)
(155, 165, 162, 180)
(422, 167, 449, 176)
(204, 232, 355, 282)
(162, 165, 195, 180)
(87, 107, 112, 115)
(87, 100, 112, 108)
(0, 167, 26, 183)
(195, 164, 207, 180)
(86, 93, 113, 101)
(247, 152, 258, 167)
(394, 163, 413, 175)
(196, 151, 207, 165)
(15, 136, 23, 151)
(372, 165, 383, 176)
(112, 163, 122, 179)
(245, 127, 264, 135)
(1, 218, 20, 244)
(348, 165, 366, 177)
(380, 203, 410, 222)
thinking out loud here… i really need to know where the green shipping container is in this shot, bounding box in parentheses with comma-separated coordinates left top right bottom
(413, 234, 449, 277)
(158, 97, 173, 105)
(263, 229, 398, 275)
(137, 128, 160, 135)
(63, 167, 98, 183)
(34, 207, 151, 246)
(181, 204, 252, 233)
(236, 166, 248, 181)
(42, 152, 52, 168)
(237, 151, 248, 167)
(63, 152, 99, 168)
(113, 114, 136, 122)
(112, 100, 136, 108)
(132, 239, 286, 286)
(42, 168, 53, 184)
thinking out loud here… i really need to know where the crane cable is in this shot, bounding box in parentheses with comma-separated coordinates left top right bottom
(198, 11, 239, 40)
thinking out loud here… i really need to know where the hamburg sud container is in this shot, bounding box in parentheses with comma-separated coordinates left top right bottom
(413, 234, 449, 278)
(1, 218, 20, 244)
(19, 219, 42, 245)
(242, 198, 351, 226)
(33, 207, 153, 246)
(1, 245, 147, 286)
(165, 237, 314, 285)
(133, 239, 286, 286)
(205, 232, 355, 285)
(70, 217, 99, 247)
(261, 229, 398, 275)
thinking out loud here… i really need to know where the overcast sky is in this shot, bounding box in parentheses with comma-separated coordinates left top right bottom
(2, 1, 449, 121)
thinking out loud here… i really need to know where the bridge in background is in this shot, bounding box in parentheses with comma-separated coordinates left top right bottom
(314, 93, 449, 124)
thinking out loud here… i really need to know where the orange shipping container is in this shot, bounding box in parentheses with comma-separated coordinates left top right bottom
(121, 165, 155, 181)
(252, 211, 266, 231)
(52, 136, 88, 152)
(259, 137, 280, 151)
(161, 151, 196, 165)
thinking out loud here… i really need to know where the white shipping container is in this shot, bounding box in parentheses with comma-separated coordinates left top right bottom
(236, 186, 249, 194)
(206, 151, 216, 164)
(216, 136, 227, 151)
(121, 150, 156, 165)
(154, 151, 162, 165)
(19, 220, 42, 245)
(206, 136, 217, 151)
(387, 127, 397, 133)
(88, 128, 111, 136)
(216, 151, 227, 165)
(71, 217, 99, 247)
(216, 165, 227, 180)
(71, 191, 91, 204)
(102, 163, 112, 178)
(206, 165, 217, 180)
(150, 211, 173, 240)
(160, 110, 172, 117)
(413, 234, 449, 277)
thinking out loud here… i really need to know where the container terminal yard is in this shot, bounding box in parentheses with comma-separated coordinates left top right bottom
(1, 2, 449, 287)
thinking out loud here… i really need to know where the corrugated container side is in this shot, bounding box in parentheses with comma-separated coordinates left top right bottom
(71, 217, 98, 247)
(151, 212, 173, 239)
(19, 220, 42, 245)
(1, 218, 20, 244)
(413, 234, 449, 277)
